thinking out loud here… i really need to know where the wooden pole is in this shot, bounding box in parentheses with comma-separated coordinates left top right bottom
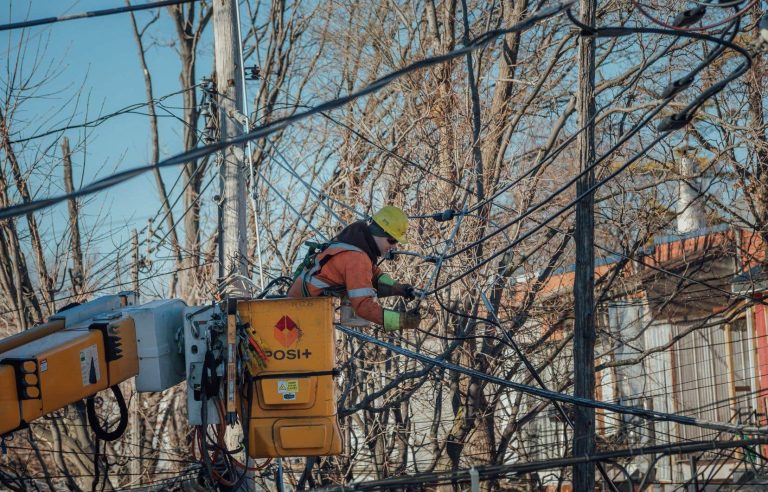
(213, 1, 250, 489)
(213, 0, 248, 295)
(130, 229, 141, 484)
(690, 455, 700, 490)
(132, 229, 140, 299)
(574, 0, 596, 490)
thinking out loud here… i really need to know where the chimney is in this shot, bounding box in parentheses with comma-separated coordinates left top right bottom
(676, 146, 706, 234)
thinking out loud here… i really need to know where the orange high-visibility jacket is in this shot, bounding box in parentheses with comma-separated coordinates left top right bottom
(287, 242, 385, 324)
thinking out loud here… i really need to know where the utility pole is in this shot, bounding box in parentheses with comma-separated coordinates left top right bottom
(574, 0, 596, 490)
(132, 229, 140, 298)
(213, 1, 251, 489)
(130, 229, 142, 485)
(213, 0, 248, 295)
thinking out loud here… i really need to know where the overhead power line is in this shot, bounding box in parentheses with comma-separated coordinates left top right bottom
(429, 36, 750, 293)
(0, 1, 572, 222)
(631, 0, 759, 32)
(0, 0, 201, 32)
(0, 259, 214, 319)
(315, 436, 768, 491)
(336, 325, 768, 436)
(411, 9, 746, 298)
(437, 20, 746, 264)
(9, 85, 200, 145)
(256, 169, 329, 240)
(258, 142, 357, 225)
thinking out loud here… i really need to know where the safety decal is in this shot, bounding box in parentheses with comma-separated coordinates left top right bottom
(80, 344, 100, 386)
(274, 316, 300, 347)
(277, 379, 298, 400)
(40, 359, 48, 372)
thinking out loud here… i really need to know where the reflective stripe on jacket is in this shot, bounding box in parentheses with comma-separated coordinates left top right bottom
(287, 242, 384, 324)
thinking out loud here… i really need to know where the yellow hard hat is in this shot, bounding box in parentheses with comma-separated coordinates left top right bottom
(372, 206, 408, 243)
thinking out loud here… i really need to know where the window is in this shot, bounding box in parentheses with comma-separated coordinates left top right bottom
(672, 318, 756, 444)
(727, 317, 754, 423)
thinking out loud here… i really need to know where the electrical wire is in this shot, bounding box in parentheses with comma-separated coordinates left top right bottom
(116, 466, 204, 490)
(438, 20, 744, 264)
(258, 142, 351, 226)
(263, 89, 374, 219)
(314, 436, 768, 491)
(150, 172, 218, 257)
(423, 15, 748, 294)
(256, 169, 329, 240)
(631, 0, 759, 32)
(2, 445, 197, 465)
(464, 31, 677, 216)
(75, 109, 215, 298)
(476, 202, 768, 328)
(429, 59, 750, 295)
(311, 106, 475, 195)
(8, 85, 200, 145)
(337, 324, 768, 435)
(0, 1, 573, 222)
(0, 0, 201, 32)
(34, 83, 214, 302)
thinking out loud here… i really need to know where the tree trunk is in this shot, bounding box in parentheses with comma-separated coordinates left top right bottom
(128, 3, 182, 298)
(0, 108, 52, 316)
(744, 4, 768, 267)
(0, 153, 41, 326)
(169, 3, 211, 302)
(62, 137, 84, 298)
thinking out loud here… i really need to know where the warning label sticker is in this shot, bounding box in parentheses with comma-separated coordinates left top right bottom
(277, 379, 298, 394)
(80, 344, 100, 386)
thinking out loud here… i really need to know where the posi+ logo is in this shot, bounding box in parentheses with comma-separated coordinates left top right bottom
(268, 315, 312, 360)
(274, 315, 300, 347)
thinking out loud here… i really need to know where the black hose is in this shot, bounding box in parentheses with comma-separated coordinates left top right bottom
(90, 438, 101, 492)
(256, 276, 293, 299)
(86, 385, 128, 441)
(200, 362, 217, 484)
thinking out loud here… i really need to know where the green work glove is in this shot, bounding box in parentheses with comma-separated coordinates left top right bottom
(383, 309, 421, 332)
(376, 274, 415, 300)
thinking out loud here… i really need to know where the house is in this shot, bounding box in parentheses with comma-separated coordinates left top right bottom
(521, 156, 768, 490)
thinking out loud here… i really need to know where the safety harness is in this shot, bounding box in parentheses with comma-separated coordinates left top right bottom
(293, 241, 371, 298)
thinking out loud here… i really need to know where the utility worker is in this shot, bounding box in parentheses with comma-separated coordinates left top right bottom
(288, 206, 421, 331)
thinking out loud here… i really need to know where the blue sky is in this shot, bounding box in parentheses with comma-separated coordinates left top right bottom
(3, 1, 217, 290)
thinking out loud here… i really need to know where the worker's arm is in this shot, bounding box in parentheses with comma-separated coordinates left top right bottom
(339, 255, 384, 325)
(339, 256, 420, 331)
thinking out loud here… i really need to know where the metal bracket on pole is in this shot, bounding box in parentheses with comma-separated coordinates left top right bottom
(228, 109, 249, 126)
(226, 298, 237, 424)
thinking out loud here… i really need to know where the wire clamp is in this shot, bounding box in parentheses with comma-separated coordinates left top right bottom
(565, 8, 597, 37)
(657, 113, 691, 132)
(431, 209, 458, 221)
(469, 466, 480, 492)
(673, 7, 706, 29)
(228, 109, 249, 126)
